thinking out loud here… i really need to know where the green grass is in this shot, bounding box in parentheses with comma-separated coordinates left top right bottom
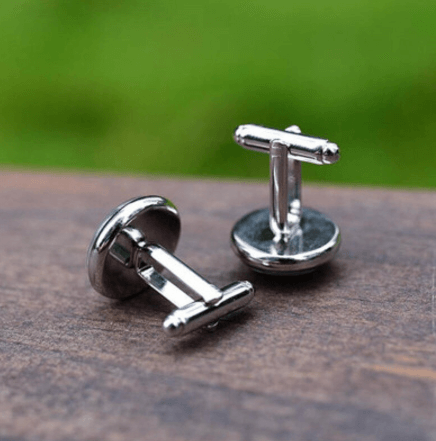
(0, 0, 435, 187)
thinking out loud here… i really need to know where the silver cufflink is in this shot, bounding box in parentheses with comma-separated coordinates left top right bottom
(87, 196, 254, 337)
(231, 124, 341, 275)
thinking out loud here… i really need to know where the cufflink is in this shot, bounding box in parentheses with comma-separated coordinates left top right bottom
(231, 124, 341, 275)
(87, 196, 254, 336)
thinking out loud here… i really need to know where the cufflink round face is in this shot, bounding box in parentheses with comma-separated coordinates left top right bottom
(87, 196, 181, 299)
(231, 207, 340, 275)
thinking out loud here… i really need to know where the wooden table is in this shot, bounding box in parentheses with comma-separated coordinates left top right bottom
(1, 170, 435, 441)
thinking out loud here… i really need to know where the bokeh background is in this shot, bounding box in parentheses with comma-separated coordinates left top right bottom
(0, 0, 435, 187)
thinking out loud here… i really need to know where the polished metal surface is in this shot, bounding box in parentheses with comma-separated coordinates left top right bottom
(87, 196, 180, 300)
(87, 196, 254, 336)
(234, 124, 340, 165)
(270, 140, 291, 236)
(232, 124, 341, 275)
(163, 281, 254, 337)
(231, 207, 340, 275)
(143, 244, 223, 305)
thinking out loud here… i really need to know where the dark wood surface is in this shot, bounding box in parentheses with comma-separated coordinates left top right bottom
(1, 170, 436, 441)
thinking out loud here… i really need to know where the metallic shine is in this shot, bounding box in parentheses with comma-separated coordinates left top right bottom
(234, 124, 340, 165)
(87, 196, 180, 300)
(231, 207, 340, 275)
(87, 196, 254, 336)
(231, 124, 341, 275)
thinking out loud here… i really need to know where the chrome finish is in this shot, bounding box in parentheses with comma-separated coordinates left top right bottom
(285, 124, 303, 227)
(138, 267, 193, 309)
(270, 140, 291, 236)
(231, 208, 340, 275)
(87, 196, 254, 336)
(232, 124, 341, 275)
(269, 124, 304, 237)
(142, 244, 223, 305)
(163, 281, 253, 337)
(234, 124, 339, 165)
(234, 124, 340, 165)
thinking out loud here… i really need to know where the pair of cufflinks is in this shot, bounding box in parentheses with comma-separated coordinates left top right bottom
(87, 124, 341, 337)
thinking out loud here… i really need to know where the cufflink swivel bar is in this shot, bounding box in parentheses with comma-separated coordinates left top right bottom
(231, 124, 341, 275)
(87, 196, 254, 337)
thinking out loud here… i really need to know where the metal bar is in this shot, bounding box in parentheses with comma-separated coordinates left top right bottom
(137, 266, 194, 309)
(270, 140, 290, 237)
(234, 124, 339, 165)
(287, 154, 302, 225)
(141, 244, 223, 305)
(163, 281, 254, 337)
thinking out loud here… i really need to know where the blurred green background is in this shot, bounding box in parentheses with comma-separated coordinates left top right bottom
(0, 0, 435, 187)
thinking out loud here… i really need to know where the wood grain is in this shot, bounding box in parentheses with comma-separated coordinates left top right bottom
(1, 170, 435, 441)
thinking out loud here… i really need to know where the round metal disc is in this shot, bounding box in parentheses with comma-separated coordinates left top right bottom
(87, 196, 181, 299)
(231, 207, 340, 275)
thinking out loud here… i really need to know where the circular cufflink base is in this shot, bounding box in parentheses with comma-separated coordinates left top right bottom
(87, 196, 181, 299)
(231, 207, 340, 275)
